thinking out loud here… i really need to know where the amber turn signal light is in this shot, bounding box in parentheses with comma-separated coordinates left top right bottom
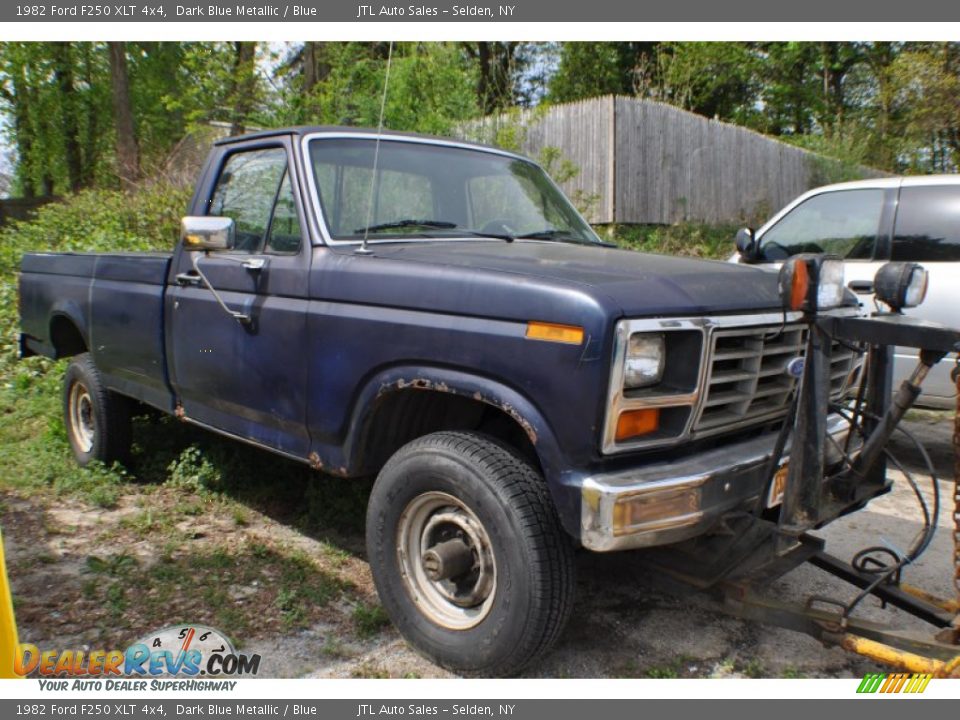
(525, 321, 584, 345)
(615, 408, 660, 442)
(786, 257, 809, 311)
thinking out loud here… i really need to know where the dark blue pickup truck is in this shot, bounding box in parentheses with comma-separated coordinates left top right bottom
(19, 127, 863, 675)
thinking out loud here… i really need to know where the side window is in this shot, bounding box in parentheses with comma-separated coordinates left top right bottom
(892, 186, 960, 262)
(759, 189, 885, 261)
(266, 171, 302, 254)
(208, 148, 289, 254)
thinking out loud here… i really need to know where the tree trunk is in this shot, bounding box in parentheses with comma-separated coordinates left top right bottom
(303, 42, 318, 94)
(51, 42, 83, 192)
(81, 43, 100, 188)
(477, 42, 493, 114)
(5, 58, 35, 198)
(229, 41, 257, 136)
(108, 42, 141, 191)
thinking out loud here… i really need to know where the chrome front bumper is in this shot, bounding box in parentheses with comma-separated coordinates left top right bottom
(580, 413, 855, 552)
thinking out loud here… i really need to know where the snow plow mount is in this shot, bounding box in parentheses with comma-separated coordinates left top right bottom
(644, 304, 960, 677)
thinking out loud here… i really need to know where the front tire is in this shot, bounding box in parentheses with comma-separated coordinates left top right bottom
(63, 353, 132, 467)
(366, 431, 575, 676)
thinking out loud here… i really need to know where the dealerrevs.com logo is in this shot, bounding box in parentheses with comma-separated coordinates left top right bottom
(857, 673, 933, 694)
(16, 624, 261, 689)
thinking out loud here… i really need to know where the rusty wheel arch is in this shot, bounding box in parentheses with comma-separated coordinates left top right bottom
(352, 381, 543, 477)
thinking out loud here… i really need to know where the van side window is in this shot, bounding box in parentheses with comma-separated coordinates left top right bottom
(208, 148, 289, 254)
(892, 185, 960, 262)
(759, 189, 884, 261)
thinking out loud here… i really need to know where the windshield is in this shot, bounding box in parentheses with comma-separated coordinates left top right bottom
(307, 137, 601, 244)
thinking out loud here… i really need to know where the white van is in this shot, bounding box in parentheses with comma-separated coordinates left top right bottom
(732, 175, 959, 408)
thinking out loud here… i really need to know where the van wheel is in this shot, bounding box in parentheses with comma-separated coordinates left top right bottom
(63, 353, 131, 467)
(366, 431, 575, 676)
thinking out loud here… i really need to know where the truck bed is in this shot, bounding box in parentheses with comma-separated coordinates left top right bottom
(19, 251, 175, 411)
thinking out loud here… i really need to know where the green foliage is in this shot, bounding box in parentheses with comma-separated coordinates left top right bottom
(548, 43, 642, 102)
(0, 182, 189, 509)
(166, 445, 223, 495)
(642, 42, 764, 128)
(352, 601, 390, 639)
(603, 222, 737, 260)
(271, 43, 480, 136)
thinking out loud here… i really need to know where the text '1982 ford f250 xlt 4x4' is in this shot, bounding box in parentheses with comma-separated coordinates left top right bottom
(21, 127, 925, 676)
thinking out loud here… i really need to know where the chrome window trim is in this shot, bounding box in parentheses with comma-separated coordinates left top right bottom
(602, 309, 860, 454)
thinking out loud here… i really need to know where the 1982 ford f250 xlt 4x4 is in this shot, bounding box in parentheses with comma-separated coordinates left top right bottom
(19, 127, 889, 675)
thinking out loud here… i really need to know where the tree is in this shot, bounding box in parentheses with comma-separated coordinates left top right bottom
(108, 42, 140, 189)
(638, 43, 761, 126)
(463, 42, 524, 114)
(51, 43, 84, 192)
(548, 42, 656, 103)
(228, 41, 258, 135)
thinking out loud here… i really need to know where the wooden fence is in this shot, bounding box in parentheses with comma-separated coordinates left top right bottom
(461, 96, 887, 225)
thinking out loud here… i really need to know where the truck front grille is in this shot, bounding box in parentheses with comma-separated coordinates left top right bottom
(693, 323, 859, 438)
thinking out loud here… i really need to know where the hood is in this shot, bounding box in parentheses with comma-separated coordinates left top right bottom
(368, 240, 786, 317)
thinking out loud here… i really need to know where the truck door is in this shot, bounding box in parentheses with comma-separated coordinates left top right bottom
(166, 138, 312, 458)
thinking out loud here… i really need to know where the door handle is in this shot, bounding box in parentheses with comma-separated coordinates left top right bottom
(175, 271, 202, 287)
(848, 280, 874, 294)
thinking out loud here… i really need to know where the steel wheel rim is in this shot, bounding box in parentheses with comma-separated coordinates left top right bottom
(397, 490, 497, 630)
(68, 381, 95, 454)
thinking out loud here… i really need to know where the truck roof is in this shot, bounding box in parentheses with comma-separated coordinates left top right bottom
(216, 125, 519, 158)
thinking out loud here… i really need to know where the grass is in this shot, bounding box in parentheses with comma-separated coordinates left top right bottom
(75, 536, 348, 641)
(352, 601, 390, 639)
(614, 654, 696, 679)
(350, 661, 390, 679)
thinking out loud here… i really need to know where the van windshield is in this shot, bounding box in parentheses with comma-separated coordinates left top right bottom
(307, 137, 601, 244)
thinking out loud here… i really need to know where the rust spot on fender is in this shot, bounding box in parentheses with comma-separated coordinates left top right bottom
(498, 401, 538, 445)
(392, 377, 444, 391)
(308, 451, 324, 470)
(378, 379, 537, 444)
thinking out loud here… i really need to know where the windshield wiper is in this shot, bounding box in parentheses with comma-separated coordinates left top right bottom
(354, 219, 515, 243)
(514, 229, 614, 247)
(354, 219, 458, 234)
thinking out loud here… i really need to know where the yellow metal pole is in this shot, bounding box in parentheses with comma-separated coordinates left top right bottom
(0, 529, 21, 678)
(898, 583, 960, 615)
(840, 634, 960, 678)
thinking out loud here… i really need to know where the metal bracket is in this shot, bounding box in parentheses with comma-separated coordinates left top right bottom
(188, 252, 255, 326)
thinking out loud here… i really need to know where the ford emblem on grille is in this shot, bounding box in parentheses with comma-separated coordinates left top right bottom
(786, 357, 805, 378)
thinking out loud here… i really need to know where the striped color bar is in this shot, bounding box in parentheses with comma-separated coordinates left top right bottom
(857, 673, 933, 694)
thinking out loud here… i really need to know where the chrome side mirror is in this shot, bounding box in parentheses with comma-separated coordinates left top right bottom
(181, 216, 235, 252)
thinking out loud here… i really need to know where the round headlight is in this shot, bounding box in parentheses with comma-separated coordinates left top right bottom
(624, 333, 665, 389)
(874, 262, 929, 311)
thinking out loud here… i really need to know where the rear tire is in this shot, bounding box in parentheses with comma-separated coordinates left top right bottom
(63, 353, 132, 467)
(366, 431, 575, 676)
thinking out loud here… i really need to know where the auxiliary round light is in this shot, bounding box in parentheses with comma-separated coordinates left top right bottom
(874, 262, 929, 311)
